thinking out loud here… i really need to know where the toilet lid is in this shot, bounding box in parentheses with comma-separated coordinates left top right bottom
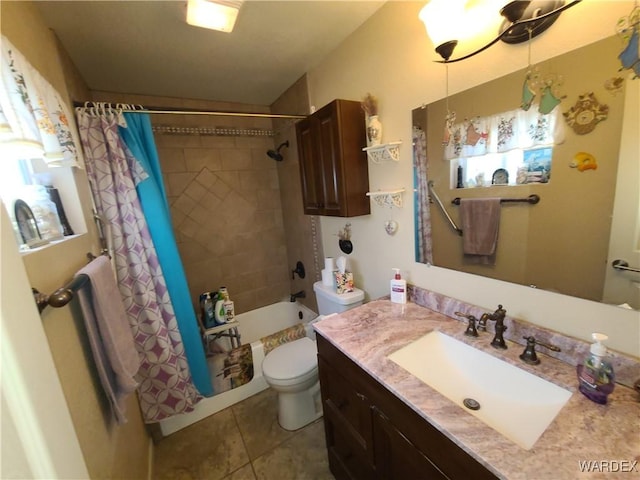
(262, 337, 317, 381)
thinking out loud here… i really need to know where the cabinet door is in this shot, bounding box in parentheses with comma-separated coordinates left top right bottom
(296, 117, 324, 215)
(319, 356, 374, 480)
(372, 406, 448, 480)
(315, 103, 344, 216)
(295, 99, 369, 217)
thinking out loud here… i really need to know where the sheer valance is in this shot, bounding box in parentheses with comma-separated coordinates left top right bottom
(0, 36, 82, 168)
(444, 107, 565, 160)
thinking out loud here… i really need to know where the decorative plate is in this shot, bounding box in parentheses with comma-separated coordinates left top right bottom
(563, 92, 609, 135)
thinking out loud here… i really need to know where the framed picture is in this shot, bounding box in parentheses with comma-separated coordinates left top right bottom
(14, 199, 48, 248)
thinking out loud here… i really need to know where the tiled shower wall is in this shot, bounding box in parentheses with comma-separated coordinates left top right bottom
(91, 92, 290, 314)
(271, 75, 323, 313)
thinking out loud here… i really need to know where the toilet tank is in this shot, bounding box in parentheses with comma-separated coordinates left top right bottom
(313, 281, 365, 315)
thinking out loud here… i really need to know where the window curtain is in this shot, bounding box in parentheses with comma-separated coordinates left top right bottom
(76, 109, 204, 422)
(444, 107, 565, 160)
(0, 36, 82, 167)
(413, 126, 433, 265)
(119, 112, 213, 398)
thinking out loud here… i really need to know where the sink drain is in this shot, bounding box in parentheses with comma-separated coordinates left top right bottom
(463, 398, 481, 411)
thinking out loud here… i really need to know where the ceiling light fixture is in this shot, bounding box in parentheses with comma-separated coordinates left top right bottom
(419, 1, 583, 63)
(186, 0, 244, 33)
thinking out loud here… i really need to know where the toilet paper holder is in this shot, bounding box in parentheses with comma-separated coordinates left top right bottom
(291, 261, 306, 279)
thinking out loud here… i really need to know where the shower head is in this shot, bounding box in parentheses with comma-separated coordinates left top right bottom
(267, 140, 289, 161)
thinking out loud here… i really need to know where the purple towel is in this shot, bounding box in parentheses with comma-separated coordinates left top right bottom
(459, 198, 501, 264)
(76, 256, 141, 424)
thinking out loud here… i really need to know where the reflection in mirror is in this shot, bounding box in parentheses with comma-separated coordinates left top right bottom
(413, 35, 639, 308)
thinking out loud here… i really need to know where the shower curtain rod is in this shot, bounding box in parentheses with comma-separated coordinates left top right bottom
(73, 101, 307, 120)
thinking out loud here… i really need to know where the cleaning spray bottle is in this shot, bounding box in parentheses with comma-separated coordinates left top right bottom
(576, 333, 615, 404)
(390, 268, 407, 304)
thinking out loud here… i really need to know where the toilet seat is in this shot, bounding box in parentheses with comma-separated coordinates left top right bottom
(262, 337, 317, 386)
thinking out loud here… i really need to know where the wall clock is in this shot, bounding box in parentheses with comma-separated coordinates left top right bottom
(492, 168, 509, 185)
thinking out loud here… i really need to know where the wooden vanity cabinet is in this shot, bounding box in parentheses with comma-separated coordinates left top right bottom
(317, 334, 497, 480)
(295, 99, 370, 217)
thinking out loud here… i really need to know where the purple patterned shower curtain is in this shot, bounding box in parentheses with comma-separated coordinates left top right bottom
(77, 111, 201, 422)
(413, 126, 433, 265)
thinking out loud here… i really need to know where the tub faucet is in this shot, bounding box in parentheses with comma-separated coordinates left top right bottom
(480, 305, 507, 350)
(290, 290, 306, 302)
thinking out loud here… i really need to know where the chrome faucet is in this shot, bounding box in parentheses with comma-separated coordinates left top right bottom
(480, 305, 508, 349)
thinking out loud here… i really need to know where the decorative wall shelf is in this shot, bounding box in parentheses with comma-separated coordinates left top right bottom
(366, 188, 405, 208)
(363, 141, 402, 164)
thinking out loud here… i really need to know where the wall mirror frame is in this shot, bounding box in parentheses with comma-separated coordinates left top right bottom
(413, 35, 639, 309)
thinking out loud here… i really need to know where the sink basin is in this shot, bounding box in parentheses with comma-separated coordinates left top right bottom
(387, 331, 572, 450)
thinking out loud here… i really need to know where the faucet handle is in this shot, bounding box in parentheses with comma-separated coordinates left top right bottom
(455, 312, 479, 337)
(519, 336, 561, 365)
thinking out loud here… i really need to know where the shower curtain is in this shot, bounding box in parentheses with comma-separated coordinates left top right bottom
(76, 109, 209, 422)
(118, 112, 213, 398)
(413, 126, 433, 265)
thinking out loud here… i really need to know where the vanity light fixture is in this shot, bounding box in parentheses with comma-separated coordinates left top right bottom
(419, 0, 583, 63)
(186, 0, 244, 33)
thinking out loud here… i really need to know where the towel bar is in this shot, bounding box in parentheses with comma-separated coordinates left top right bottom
(612, 259, 640, 274)
(32, 252, 100, 313)
(452, 194, 540, 205)
(451, 193, 540, 205)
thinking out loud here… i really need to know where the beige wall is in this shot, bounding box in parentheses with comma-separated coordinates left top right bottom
(1, 2, 151, 478)
(91, 91, 291, 314)
(307, 1, 639, 357)
(422, 36, 624, 302)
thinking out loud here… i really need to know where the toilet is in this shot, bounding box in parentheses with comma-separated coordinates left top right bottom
(262, 282, 365, 430)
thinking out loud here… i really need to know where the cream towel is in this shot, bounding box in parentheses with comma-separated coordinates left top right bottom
(459, 198, 501, 265)
(76, 256, 141, 424)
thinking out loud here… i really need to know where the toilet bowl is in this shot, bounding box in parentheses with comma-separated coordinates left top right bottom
(262, 337, 321, 431)
(263, 284, 366, 430)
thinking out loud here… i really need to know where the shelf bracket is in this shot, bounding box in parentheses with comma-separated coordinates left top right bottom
(363, 141, 402, 164)
(366, 189, 405, 208)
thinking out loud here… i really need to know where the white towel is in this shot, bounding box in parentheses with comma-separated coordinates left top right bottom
(76, 256, 141, 424)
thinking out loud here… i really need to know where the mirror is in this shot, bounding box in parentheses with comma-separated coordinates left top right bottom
(413, 35, 639, 307)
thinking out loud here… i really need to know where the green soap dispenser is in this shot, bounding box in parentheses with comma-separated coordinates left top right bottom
(576, 333, 615, 404)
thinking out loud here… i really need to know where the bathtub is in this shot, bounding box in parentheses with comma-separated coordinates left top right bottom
(159, 300, 317, 436)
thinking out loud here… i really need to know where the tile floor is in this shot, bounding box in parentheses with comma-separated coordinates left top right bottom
(153, 388, 334, 480)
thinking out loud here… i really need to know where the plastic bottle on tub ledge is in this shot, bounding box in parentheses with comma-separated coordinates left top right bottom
(202, 293, 216, 329)
(215, 287, 235, 324)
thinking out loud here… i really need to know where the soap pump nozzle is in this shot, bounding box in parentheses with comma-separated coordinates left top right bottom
(392, 268, 401, 280)
(590, 333, 608, 369)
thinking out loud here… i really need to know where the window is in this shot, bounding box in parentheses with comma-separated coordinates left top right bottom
(1, 35, 86, 251)
(445, 106, 562, 189)
(453, 146, 553, 189)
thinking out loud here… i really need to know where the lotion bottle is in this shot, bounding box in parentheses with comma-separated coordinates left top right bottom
(390, 268, 407, 304)
(576, 333, 615, 404)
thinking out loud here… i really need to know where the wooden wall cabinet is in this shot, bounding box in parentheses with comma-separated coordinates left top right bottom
(296, 99, 370, 217)
(317, 334, 497, 480)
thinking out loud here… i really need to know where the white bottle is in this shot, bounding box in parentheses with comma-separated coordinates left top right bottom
(390, 268, 407, 304)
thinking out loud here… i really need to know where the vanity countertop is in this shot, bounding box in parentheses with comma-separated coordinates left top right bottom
(313, 300, 640, 480)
